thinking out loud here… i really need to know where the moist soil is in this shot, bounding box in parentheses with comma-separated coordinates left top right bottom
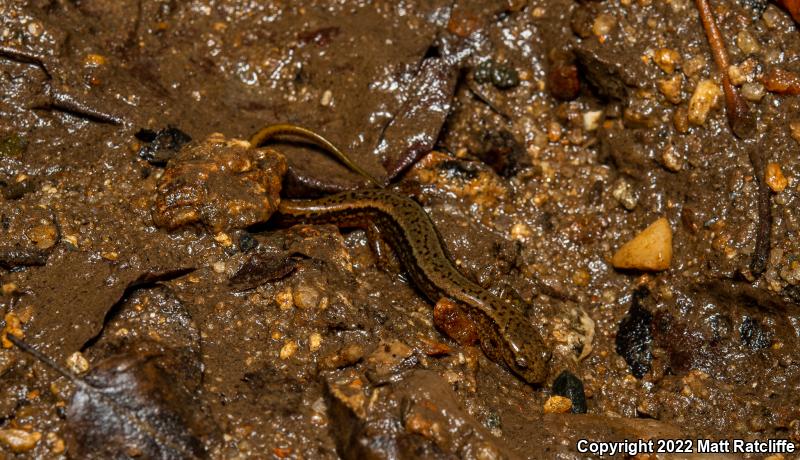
(1, 0, 800, 458)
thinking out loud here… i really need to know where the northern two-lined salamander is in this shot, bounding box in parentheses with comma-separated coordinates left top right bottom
(277, 189, 550, 384)
(252, 124, 550, 384)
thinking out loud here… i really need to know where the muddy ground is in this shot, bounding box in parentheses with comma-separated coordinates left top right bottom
(1, 0, 800, 458)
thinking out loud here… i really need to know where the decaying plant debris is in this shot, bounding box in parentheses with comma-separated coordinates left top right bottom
(1, 0, 799, 458)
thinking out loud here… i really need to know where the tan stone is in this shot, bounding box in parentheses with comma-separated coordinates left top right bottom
(543, 395, 573, 414)
(612, 218, 673, 271)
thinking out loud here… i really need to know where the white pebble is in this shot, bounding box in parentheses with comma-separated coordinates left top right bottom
(320, 90, 333, 107)
(66, 352, 89, 374)
(583, 110, 604, 131)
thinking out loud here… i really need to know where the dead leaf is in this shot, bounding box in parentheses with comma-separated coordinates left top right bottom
(9, 336, 217, 459)
(18, 251, 192, 361)
(229, 246, 297, 290)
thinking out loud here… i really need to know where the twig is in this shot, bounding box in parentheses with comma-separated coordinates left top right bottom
(0, 248, 49, 269)
(747, 144, 772, 276)
(694, 0, 769, 276)
(694, 0, 755, 139)
(467, 80, 513, 121)
(0, 46, 124, 125)
(0, 46, 51, 76)
(6, 334, 86, 387)
(37, 91, 124, 125)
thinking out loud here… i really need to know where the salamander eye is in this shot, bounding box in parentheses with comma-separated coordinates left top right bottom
(514, 355, 529, 369)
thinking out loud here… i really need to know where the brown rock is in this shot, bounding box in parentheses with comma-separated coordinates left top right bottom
(764, 68, 800, 95)
(26, 224, 58, 250)
(1, 312, 24, 349)
(0, 428, 41, 453)
(153, 134, 287, 232)
(322, 344, 365, 370)
(653, 48, 681, 74)
(657, 74, 683, 104)
(548, 62, 581, 100)
(688, 80, 722, 126)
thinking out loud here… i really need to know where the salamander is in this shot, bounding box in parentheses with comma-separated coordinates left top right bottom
(252, 125, 550, 384)
(277, 190, 549, 384)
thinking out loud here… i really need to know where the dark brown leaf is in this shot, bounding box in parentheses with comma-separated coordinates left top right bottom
(379, 57, 459, 181)
(67, 345, 217, 459)
(229, 246, 298, 290)
(9, 337, 217, 459)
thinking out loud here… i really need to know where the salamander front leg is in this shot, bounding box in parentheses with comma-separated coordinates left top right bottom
(365, 222, 402, 274)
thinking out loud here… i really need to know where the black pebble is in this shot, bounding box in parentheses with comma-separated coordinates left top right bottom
(782, 285, 800, 304)
(136, 126, 191, 165)
(473, 60, 520, 90)
(552, 370, 587, 413)
(708, 313, 732, 341)
(474, 60, 494, 84)
(238, 232, 258, 253)
(485, 411, 501, 429)
(491, 64, 520, 89)
(740, 316, 771, 350)
(374, 309, 389, 325)
(615, 287, 654, 379)
(438, 159, 480, 180)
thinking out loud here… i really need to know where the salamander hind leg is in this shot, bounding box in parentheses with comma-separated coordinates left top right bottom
(365, 222, 403, 273)
(461, 310, 511, 367)
(432, 298, 481, 346)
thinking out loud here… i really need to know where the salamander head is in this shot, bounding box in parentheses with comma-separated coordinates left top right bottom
(500, 318, 550, 385)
